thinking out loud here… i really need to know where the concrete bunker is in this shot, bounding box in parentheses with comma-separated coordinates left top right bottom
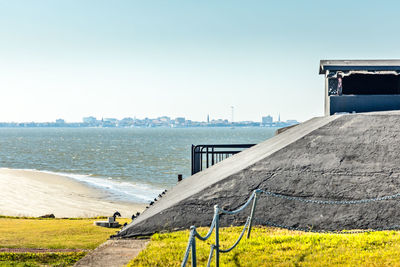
(320, 60, 400, 115)
(115, 61, 400, 238)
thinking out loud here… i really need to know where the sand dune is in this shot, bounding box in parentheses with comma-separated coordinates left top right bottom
(0, 168, 145, 218)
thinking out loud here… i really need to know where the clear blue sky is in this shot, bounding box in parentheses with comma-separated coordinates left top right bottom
(1, 0, 399, 122)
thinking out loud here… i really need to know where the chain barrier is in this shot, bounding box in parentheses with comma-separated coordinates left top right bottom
(259, 189, 400, 205)
(181, 191, 258, 267)
(182, 188, 400, 266)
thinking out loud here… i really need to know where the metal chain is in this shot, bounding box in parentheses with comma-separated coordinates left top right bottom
(220, 191, 257, 215)
(259, 189, 400, 205)
(254, 218, 400, 234)
(219, 217, 251, 253)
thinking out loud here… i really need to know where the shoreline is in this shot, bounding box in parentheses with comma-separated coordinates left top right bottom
(0, 168, 146, 218)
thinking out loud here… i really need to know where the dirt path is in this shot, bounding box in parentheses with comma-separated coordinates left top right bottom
(74, 239, 149, 267)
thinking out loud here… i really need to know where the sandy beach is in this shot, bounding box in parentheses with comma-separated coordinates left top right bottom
(0, 168, 146, 218)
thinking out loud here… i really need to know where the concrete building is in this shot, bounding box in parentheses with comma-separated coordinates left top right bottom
(175, 117, 185, 125)
(262, 115, 273, 126)
(83, 116, 97, 124)
(320, 60, 400, 115)
(118, 117, 134, 127)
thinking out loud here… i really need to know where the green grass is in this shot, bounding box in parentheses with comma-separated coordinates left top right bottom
(0, 252, 86, 267)
(129, 226, 400, 266)
(0, 216, 130, 266)
(0, 215, 109, 220)
(0, 217, 130, 249)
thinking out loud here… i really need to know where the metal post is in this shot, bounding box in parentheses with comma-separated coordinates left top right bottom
(247, 192, 258, 239)
(206, 147, 209, 168)
(200, 147, 203, 172)
(191, 231, 196, 267)
(214, 205, 220, 267)
(206, 245, 214, 267)
(191, 145, 194, 175)
(211, 147, 214, 165)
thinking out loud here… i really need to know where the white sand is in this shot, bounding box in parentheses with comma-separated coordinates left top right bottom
(0, 168, 146, 218)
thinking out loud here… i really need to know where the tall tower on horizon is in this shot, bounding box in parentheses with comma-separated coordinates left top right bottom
(278, 113, 280, 122)
(207, 114, 209, 123)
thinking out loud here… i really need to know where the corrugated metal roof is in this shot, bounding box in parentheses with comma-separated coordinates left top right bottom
(319, 60, 400, 74)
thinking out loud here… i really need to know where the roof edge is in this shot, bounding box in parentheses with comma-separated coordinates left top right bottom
(319, 60, 400, 74)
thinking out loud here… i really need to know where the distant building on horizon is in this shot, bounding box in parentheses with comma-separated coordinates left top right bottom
(55, 119, 65, 124)
(175, 117, 185, 125)
(119, 117, 134, 127)
(262, 115, 273, 126)
(83, 116, 97, 124)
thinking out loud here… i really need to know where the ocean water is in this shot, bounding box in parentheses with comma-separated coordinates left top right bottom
(0, 127, 276, 203)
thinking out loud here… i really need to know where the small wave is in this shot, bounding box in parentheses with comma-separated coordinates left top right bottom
(6, 168, 164, 204)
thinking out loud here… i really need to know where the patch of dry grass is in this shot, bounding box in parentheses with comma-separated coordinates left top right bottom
(0, 217, 130, 249)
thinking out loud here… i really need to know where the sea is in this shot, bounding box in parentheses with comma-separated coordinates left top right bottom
(0, 127, 276, 204)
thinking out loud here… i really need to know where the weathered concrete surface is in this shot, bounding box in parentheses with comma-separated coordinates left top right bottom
(74, 239, 149, 267)
(117, 111, 400, 238)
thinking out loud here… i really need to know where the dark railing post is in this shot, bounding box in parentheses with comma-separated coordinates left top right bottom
(192, 145, 202, 175)
(214, 205, 220, 267)
(191, 234, 196, 267)
(247, 191, 258, 239)
(206, 146, 209, 168)
(191, 145, 194, 175)
(211, 147, 214, 165)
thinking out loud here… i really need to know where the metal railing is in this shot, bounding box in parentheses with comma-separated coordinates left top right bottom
(181, 189, 261, 267)
(191, 144, 255, 175)
(182, 188, 400, 266)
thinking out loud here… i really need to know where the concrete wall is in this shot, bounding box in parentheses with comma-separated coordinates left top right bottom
(329, 95, 400, 115)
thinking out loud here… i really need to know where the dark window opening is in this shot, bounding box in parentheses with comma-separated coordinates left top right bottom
(342, 74, 400, 95)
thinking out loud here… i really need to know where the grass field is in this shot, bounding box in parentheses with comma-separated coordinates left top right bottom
(0, 216, 130, 266)
(129, 226, 400, 266)
(5, 216, 400, 266)
(0, 252, 87, 266)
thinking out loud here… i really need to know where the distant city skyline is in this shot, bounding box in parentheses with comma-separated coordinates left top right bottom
(1, 1, 400, 123)
(0, 113, 298, 125)
(0, 112, 292, 123)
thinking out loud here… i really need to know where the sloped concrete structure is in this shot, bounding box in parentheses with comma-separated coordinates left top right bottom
(117, 111, 400, 238)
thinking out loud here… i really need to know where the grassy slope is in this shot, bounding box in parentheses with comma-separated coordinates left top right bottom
(129, 226, 400, 266)
(0, 217, 130, 266)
